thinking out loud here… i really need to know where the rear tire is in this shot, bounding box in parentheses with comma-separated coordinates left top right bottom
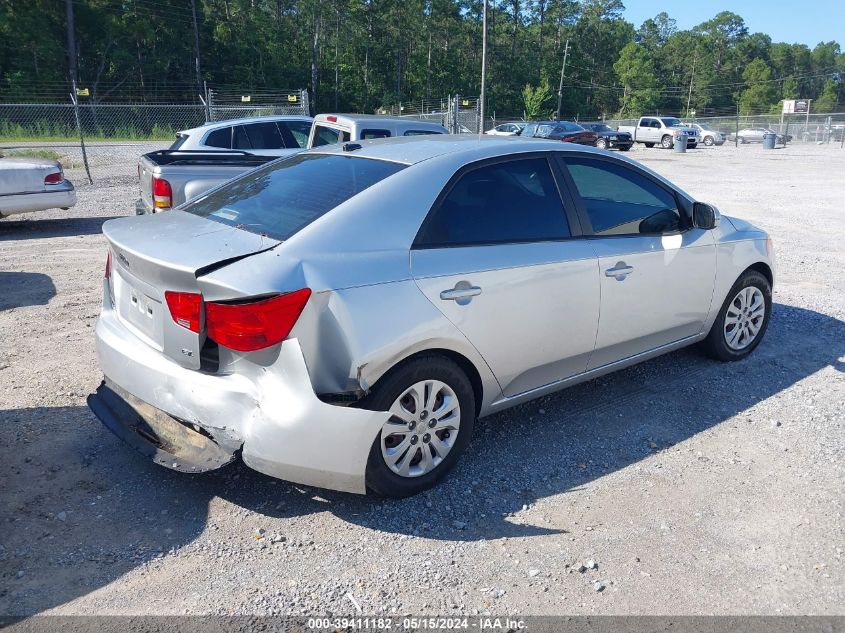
(644, 142, 655, 148)
(700, 270, 772, 362)
(361, 355, 475, 497)
(619, 146, 631, 151)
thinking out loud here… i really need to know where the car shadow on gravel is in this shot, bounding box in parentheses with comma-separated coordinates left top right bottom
(0, 216, 120, 241)
(0, 272, 56, 310)
(1, 303, 843, 615)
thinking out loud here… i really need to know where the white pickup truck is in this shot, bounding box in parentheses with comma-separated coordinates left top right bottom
(617, 116, 700, 149)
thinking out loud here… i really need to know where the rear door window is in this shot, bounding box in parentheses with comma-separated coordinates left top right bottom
(244, 122, 285, 150)
(404, 129, 442, 136)
(279, 120, 312, 148)
(204, 127, 232, 149)
(415, 157, 570, 248)
(232, 125, 252, 150)
(183, 154, 406, 240)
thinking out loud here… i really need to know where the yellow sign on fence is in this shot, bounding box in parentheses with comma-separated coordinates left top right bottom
(287, 94, 298, 102)
(76, 88, 89, 97)
(241, 95, 251, 102)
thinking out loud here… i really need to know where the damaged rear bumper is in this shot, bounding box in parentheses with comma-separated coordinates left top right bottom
(90, 302, 389, 493)
(88, 381, 237, 472)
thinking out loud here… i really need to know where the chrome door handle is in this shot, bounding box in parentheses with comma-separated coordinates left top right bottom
(605, 263, 634, 280)
(440, 284, 482, 304)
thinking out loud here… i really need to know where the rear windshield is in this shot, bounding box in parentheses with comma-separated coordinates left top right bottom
(183, 153, 405, 240)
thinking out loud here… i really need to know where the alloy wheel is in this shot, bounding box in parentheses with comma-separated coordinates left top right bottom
(723, 286, 766, 351)
(380, 380, 461, 478)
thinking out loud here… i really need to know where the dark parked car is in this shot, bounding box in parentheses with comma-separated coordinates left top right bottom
(520, 121, 598, 146)
(582, 123, 633, 151)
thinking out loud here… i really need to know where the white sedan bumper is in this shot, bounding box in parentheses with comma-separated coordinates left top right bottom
(0, 183, 77, 217)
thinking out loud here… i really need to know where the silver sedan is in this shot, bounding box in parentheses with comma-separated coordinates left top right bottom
(88, 136, 775, 497)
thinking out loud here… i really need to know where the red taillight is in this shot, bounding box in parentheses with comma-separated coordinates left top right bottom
(152, 176, 172, 209)
(165, 291, 202, 333)
(326, 115, 338, 122)
(206, 289, 311, 352)
(44, 171, 63, 185)
(104, 251, 112, 279)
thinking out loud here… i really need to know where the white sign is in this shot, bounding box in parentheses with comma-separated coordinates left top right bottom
(783, 99, 811, 114)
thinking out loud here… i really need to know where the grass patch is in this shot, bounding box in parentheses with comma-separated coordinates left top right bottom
(2, 148, 63, 160)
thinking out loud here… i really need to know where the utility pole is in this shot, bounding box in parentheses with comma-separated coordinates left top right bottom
(686, 53, 696, 118)
(190, 0, 202, 90)
(65, 0, 78, 85)
(556, 39, 571, 121)
(479, 0, 488, 134)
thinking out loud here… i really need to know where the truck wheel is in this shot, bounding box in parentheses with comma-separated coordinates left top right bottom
(644, 142, 655, 148)
(661, 135, 673, 149)
(737, 136, 745, 144)
(361, 355, 475, 497)
(704, 136, 714, 146)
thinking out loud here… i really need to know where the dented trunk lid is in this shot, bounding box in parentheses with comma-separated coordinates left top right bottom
(102, 211, 280, 369)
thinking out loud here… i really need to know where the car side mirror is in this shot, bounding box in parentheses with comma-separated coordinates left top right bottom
(693, 202, 720, 230)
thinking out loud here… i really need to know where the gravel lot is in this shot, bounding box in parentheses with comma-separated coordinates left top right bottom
(1, 141, 843, 617)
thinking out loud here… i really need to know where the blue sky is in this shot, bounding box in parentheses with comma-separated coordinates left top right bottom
(621, 0, 842, 47)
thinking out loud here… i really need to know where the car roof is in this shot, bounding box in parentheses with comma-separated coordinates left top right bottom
(313, 113, 446, 128)
(179, 115, 313, 136)
(306, 134, 608, 166)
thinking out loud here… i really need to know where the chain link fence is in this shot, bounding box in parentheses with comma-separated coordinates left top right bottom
(379, 96, 481, 134)
(0, 89, 310, 142)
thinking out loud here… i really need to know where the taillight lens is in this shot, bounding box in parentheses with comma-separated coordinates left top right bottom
(44, 171, 63, 185)
(152, 176, 172, 209)
(165, 291, 202, 333)
(206, 289, 311, 352)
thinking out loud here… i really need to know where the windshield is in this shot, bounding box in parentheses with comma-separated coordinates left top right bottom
(660, 117, 683, 127)
(183, 154, 406, 240)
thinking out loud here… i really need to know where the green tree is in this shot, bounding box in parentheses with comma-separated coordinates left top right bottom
(738, 58, 777, 114)
(522, 80, 552, 119)
(613, 42, 659, 116)
(814, 80, 838, 112)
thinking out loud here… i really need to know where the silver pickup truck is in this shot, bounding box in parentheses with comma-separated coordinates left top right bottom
(135, 114, 448, 215)
(617, 116, 700, 149)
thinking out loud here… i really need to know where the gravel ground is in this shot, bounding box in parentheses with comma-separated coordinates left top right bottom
(1, 141, 843, 617)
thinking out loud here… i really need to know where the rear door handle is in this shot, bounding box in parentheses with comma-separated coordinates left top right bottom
(440, 284, 482, 305)
(605, 263, 634, 280)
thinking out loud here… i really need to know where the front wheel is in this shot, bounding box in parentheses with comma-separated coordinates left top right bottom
(362, 355, 475, 497)
(701, 270, 772, 362)
(596, 138, 607, 149)
(704, 136, 715, 146)
(737, 136, 745, 144)
(661, 135, 673, 149)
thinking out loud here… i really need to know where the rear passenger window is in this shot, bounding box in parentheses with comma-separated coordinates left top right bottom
(361, 129, 391, 139)
(564, 157, 681, 235)
(205, 127, 232, 149)
(232, 125, 252, 150)
(415, 158, 570, 248)
(404, 130, 441, 136)
(280, 121, 312, 148)
(244, 122, 285, 150)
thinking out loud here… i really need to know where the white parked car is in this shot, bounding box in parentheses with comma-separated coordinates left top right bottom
(169, 115, 314, 157)
(485, 122, 526, 136)
(0, 156, 77, 218)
